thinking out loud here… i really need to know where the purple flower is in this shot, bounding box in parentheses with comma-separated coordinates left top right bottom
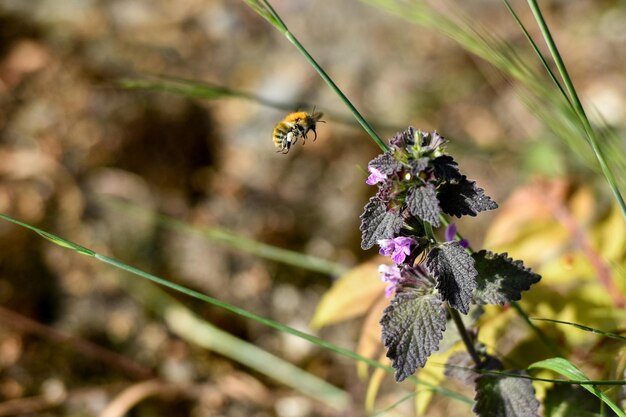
(420, 131, 447, 152)
(444, 223, 469, 248)
(378, 236, 416, 263)
(390, 127, 415, 149)
(366, 166, 387, 185)
(379, 264, 401, 298)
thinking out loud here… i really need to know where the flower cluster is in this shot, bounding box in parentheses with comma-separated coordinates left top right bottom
(360, 128, 540, 382)
(360, 127, 498, 297)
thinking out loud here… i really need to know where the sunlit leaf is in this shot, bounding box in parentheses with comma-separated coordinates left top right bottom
(473, 250, 541, 305)
(369, 152, 403, 175)
(357, 297, 389, 379)
(311, 261, 385, 329)
(381, 291, 446, 381)
(360, 197, 404, 250)
(407, 183, 441, 227)
(365, 364, 387, 413)
(426, 242, 477, 314)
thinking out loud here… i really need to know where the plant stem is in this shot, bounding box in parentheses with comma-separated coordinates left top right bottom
(283, 32, 388, 152)
(256, 0, 388, 152)
(449, 306, 482, 368)
(526, 0, 626, 220)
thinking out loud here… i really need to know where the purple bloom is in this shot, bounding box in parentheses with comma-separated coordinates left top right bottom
(366, 166, 387, 185)
(420, 131, 447, 152)
(390, 127, 415, 149)
(444, 223, 469, 248)
(379, 264, 402, 298)
(444, 223, 457, 242)
(378, 236, 416, 263)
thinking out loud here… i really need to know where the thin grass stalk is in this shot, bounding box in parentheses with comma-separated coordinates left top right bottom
(119, 76, 401, 132)
(121, 278, 348, 409)
(99, 197, 348, 276)
(246, 0, 388, 151)
(0, 213, 473, 405)
(366, 0, 625, 195)
(526, 0, 626, 219)
(500, 0, 570, 106)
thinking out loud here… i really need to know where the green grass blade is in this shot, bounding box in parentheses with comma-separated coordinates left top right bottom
(364, 0, 626, 217)
(122, 278, 348, 409)
(241, 0, 283, 31)
(501, 0, 570, 106)
(531, 318, 626, 343)
(0, 213, 473, 405)
(241, 0, 388, 151)
(526, 0, 626, 220)
(510, 302, 563, 357)
(99, 196, 347, 276)
(118, 76, 401, 132)
(529, 358, 626, 417)
(439, 362, 626, 387)
(119, 77, 261, 102)
(370, 390, 419, 416)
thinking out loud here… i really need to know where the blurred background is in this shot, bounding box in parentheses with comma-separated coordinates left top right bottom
(0, 0, 624, 416)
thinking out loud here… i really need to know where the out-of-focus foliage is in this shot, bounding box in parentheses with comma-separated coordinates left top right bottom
(311, 260, 385, 329)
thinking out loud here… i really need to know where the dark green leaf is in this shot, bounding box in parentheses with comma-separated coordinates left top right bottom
(432, 155, 462, 181)
(380, 291, 446, 382)
(406, 183, 441, 227)
(360, 197, 404, 250)
(472, 251, 541, 305)
(369, 152, 404, 175)
(438, 176, 498, 217)
(426, 242, 477, 314)
(474, 371, 540, 417)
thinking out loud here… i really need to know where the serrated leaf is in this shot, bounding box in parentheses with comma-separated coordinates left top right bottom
(529, 358, 626, 417)
(369, 152, 404, 175)
(472, 250, 541, 305)
(360, 197, 404, 250)
(474, 371, 540, 417)
(311, 261, 386, 329)
(380, 291, 446, 382)
(432, 155, 462, 181)
(407, 183, 441, 227)
(426, 242, 477, 314)
(438, 176, 498, 217)
(531, 318, 626, 342)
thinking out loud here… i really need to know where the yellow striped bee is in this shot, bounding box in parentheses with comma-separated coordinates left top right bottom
(272, 111, 324, 154)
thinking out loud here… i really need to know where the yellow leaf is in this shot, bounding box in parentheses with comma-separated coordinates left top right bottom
(311, 259, 386, 329)
(365, 364, 387, 413)
(415, 348, 458, 415)
(356, 297, 388, 379)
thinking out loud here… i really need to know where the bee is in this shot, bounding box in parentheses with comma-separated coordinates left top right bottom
(272, 111, 324, 154)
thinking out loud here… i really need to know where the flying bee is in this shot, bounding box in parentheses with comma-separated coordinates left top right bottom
(272, 111, 324, 154)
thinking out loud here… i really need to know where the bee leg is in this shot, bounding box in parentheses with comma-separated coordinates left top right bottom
(311, 128, 317, 142)
(287, 131, 297, 147)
